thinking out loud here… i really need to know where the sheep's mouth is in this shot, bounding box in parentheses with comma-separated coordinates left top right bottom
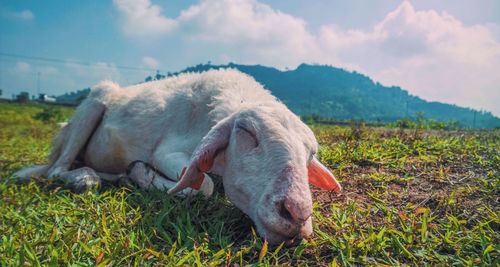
(255, 213, 302, 245)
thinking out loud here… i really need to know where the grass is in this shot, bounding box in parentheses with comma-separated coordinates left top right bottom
(0, 102, 499, 266)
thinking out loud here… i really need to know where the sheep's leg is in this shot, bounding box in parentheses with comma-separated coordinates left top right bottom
(12, 164, 124, 192)
(127, 152, 214, 197)
(12, 164, 50, 182)
(47, 98, 105, 178)
(58, 168, 134, 192)
(126, 160, 177, 190)
(95, 172, 125, 183)
(153, 152, 214, 197)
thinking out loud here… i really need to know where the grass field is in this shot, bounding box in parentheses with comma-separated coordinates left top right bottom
(0, 102, 499, 266)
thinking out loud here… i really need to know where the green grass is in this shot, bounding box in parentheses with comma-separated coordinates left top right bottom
(1, 102, 499, 266)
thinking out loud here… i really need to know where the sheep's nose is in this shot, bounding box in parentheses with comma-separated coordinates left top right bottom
(281, 195, 312, 223)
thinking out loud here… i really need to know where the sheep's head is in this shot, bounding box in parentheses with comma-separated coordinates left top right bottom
(169, 106, 341, 245)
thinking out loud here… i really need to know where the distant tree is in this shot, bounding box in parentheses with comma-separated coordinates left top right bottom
(16, 92, 30, 103)
(145, 76, 153, 82)
(446, 120, 461, 130)
(155, 71, 165, 80)
(76, 95, 87, 105)
(0, 88, 2, 97)
(33, 107, 64, 123)
(301, 114, 315, 124)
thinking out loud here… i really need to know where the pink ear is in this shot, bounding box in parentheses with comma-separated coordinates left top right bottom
(308, 157, 342, 192)
(168, 117, 233, 194)
(176, 166, 204, 190)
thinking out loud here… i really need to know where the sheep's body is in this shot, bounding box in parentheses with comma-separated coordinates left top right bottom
(14, 69, 341, 244)
(80, 69, 279, 175)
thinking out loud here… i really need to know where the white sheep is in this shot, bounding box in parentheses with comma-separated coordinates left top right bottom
(14, 69, 341, 245)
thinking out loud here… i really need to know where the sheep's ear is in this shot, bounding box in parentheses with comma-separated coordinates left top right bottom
(308, 157, 342, 192)
(168, 116, 233, 194)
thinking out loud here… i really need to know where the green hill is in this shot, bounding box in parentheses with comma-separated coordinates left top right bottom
(176, 63, 500, 128)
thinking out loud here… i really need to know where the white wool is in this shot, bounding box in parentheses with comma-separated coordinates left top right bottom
(116, 69, 281, 122)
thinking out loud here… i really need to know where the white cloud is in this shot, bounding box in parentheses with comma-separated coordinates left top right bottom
(113, 0, 176, 37)
(315, 2, 500, 115)
(2, 9, 35, 21)
(12, 62, 58, 76)
(15, 62, 31, 72)
(344, 2, 500, 115)
(42, 66, 58, 76)
(89, 62, 121, 81)
(17, 10, 34, 21)
(114, 0, 318, 67)
(176, 0, 318, 67)
(63, 61, 121, 87)
(142, 56, 159, 69)
(112, 0, 500, 115)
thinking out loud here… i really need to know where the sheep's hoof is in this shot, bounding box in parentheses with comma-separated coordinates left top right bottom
(70, 168, 101, 193)
(127, 161, 154, 188)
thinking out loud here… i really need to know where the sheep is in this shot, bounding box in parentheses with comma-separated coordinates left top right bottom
(13, 69, 342, 245)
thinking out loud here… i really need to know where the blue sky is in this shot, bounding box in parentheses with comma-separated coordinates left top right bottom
(1, 0, 499, 115)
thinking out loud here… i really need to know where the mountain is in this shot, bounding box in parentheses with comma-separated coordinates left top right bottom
(56, 88, 90, 105)
(57, 63, 500, 128)
(174, 63, 500, 128)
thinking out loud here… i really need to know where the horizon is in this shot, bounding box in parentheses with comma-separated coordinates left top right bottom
(1, 0, 499, 116)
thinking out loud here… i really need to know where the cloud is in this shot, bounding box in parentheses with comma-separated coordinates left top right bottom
(43, 66, 58, 76)
(2, 9, 34, 21)
(317, 2, 500, 115)
(15, 62, 31, 72)
(14, 62, 58, 76)
(112, 0, 500, 115)
(176, 0, 318, 67)
(63, 61, 121, 89)
(17, 10, 34, 20)
(114, 0, 318, 67)
(142, 56, 159, 69)
(113, 0, 176, 37)
(349, 2, 500, 115)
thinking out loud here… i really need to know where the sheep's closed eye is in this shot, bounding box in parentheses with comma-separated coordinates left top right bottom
(236, 124, 258, 148)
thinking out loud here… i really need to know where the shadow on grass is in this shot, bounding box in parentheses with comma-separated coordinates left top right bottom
(2, 173, 265, 264)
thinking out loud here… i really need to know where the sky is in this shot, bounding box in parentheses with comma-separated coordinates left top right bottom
(0, 0, 499, 116)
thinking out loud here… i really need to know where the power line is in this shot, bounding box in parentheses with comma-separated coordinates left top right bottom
(0, 52, 163, 72)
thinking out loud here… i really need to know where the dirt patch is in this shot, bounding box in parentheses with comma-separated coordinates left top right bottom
(313, 156, 499, 226)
